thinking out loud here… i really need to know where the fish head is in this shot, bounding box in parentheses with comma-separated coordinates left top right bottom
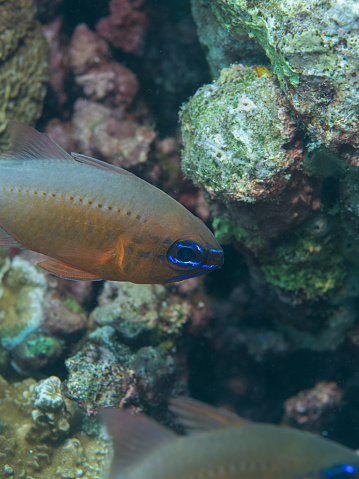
(115, 203, 223, 284)
(131, 212, 224, 284)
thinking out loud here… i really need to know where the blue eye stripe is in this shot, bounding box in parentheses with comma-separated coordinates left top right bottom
(166, 271, 205, 283)
(321, 465, 356, 478)
(165, 238, 223, 274)
(175, 241, 203, 253)
(168, 253, 201, 267)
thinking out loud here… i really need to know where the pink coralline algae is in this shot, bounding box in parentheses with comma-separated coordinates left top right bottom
(69, 24, 111, 76)
(70, 24, 139, 110)
(76, 63, 139, 109)
(96, 0, 148, 54)
(66, 23, 156, 169)
(43, 17, 68, 109)
(72, 99, 156, 169)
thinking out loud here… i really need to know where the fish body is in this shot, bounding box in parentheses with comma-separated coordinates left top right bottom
(0, 122, 223, 283)
(103, 398, 359, 479)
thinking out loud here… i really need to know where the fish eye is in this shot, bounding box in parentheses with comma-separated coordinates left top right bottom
(167, 240, 204, 269)
(320, 465, 357, 479)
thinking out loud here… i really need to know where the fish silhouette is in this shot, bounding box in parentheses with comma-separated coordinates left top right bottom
(0, 122, 223, 283)
(102, 397, 359, 479)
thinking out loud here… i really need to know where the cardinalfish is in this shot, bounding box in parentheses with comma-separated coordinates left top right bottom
(0, 122, 223, 283)
(103, 397, 359, 479)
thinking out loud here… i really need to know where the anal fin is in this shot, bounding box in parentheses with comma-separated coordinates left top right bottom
(0, 228, 23, 248)
(37, 259, 103, 281)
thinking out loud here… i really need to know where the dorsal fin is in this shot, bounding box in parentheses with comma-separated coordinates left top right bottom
(170, 397, 249, 434)
(71, 152, 135, 177)
(2, 121, 74, 162)
(101, 407, 177, 475)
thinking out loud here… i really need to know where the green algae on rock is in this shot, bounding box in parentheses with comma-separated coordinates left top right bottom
(0, 374, 111, 478)
(260, 234, 347, 300)
(190, 0, 268, 77)
(181, 65, 302, 203)
(0, 0, 49, 149)
(191, 0, 359, 150)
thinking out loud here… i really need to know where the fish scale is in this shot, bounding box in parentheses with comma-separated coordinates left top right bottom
(0, 122, 223, 283)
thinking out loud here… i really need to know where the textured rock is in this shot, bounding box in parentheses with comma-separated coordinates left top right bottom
(92, 281, 191, 344)
(0, 0, 49, 148)
(191, 0, 359, 150)
(96, 0, 148, 54)
(283, 381, 343, 434)
(181, 65, 302, 203)
(191, 0, 268, 77)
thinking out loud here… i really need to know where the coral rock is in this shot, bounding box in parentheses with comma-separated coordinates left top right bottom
(181, 65, 302, 203)
(0, 0, 49, 148)
(73, 99, 156, 168)
(75, 62, 139, 109)
(283, 381, 343, 434)
(69, 23, 111, 76)
(96, 0, 148, 54)
(193, 0, 359, 150)
(0, 375, 111, 478)
(92, 281, 190, 344)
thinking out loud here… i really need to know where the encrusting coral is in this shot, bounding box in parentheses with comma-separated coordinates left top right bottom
(0, 252, 87, 375)
(0, 374, 111, 479)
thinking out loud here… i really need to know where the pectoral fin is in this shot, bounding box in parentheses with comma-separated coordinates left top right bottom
(37, 259, 103, 281)
(101, 407, 177, 477)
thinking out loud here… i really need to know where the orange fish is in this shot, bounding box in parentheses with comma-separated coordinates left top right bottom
(0, 122, 223, 283)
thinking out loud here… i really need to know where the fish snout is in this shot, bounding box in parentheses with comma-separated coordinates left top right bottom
(204, 245, 224, 270)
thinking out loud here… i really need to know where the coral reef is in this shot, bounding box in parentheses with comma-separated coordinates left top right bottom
(3, 0, 359, 472)
(179, 1, 359, 350)
(64, 281, 192, 414)
(190, 0, 268, 77)
(46, 23, 157, 169)
(72, 99, 156, 168)
(64, 325, 180, 415)
(92, 282, 191, 344)
(0, 0, 49, 148)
